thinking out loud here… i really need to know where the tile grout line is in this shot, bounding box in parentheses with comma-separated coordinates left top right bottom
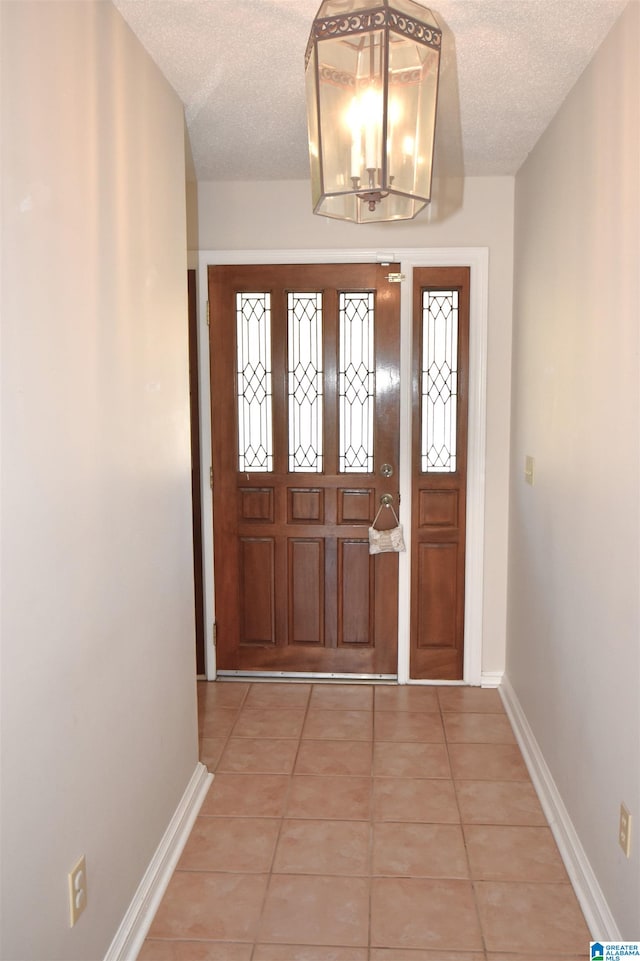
(441, 688, 491, 958)
(249, 681, 312, 957)
(173, 682, 590, 958)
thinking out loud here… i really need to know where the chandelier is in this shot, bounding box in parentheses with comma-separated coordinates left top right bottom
(305, 0, 442, 223)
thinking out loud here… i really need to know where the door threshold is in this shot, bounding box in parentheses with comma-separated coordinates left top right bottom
(216, 670, 398, 683)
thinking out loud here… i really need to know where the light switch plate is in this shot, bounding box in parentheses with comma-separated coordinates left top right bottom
(525, 455, 535, 485)
(619, 804, 632, 857)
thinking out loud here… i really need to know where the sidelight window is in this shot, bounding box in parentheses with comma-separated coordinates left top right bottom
(421, 289, 458, 472)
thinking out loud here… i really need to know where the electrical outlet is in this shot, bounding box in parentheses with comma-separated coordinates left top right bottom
(68, 855, 87, 926)
(619, 804, 632, 858)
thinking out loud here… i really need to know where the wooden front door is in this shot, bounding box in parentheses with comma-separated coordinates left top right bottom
(410, 267, 470, 679)
(209, 264, 401, 675)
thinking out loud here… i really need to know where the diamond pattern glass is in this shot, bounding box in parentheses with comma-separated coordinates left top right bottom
(236, 293, 273, 472)
(421, 290, 458, 472)
(288, 293, 324, 472)
(339, 292, 375, 473)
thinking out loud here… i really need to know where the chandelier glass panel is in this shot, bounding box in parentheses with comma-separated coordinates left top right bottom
(305, 0, 442, 223)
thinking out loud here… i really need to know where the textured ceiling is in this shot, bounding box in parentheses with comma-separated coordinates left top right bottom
(113, 0, 627, 181)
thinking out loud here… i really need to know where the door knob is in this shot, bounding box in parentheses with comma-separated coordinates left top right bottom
(380, 463, 394, 478)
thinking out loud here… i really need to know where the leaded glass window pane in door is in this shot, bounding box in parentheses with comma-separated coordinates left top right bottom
(421, 289, 458, 472)
(288, 292, 323, 472)
(236, 292, 273, 472)
(339, 291, 375, 473)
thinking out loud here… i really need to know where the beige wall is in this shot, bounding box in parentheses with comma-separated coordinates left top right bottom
(197, 175, 515, 677)
(0, 3, 198, 958)
(508, 0, 639, 936)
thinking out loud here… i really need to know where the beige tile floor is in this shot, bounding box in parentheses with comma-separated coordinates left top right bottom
(139, 682, 591, 961)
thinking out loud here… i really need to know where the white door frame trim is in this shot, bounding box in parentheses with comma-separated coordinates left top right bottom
(197, 247, 488, 685)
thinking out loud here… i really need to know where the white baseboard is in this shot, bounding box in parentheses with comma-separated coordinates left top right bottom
(481, 670, 504, 688)
(104, 761, 214, 961)
(499, 676, 621, 940)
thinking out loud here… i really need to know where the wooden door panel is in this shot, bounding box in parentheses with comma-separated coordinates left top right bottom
(240, 487, 274, 522)
(416, 542, 459, 647)
(419, 489, 459, 527)
(288, 539, 324, 645)
(338, 540, 373, 646)
(289, 489, 323, 523)
(339, 488, 375, 523)
(209, 263, 400, 675)
(240, 538, 275, 645)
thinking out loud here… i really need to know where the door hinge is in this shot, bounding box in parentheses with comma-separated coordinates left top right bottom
(206, 300, 210, 326)
(209, 466, 213, 489)
(386, 272, 405, 283)
(212, 622, 217, 647)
